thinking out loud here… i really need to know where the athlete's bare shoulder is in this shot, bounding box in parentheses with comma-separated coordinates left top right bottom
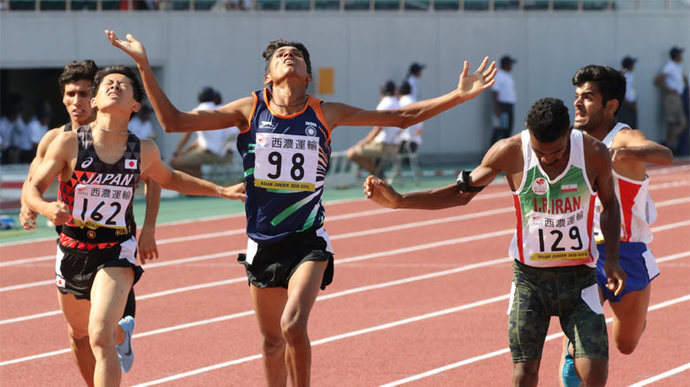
(582, 131, 609, 156)
(610, 127, 648, 148)
(481, 132, 523, 174)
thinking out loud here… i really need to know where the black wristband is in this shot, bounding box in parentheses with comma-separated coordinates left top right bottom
(455, 170, 485, 193)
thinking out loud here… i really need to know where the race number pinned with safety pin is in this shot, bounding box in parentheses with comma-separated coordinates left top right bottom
(527, 210, 591, 261)
(254, 132, 319, 192)
(72, 183, 133, 229)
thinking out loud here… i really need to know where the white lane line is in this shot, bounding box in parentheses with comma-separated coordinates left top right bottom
(378, 294, 690, 387)
(2, 251, 688, 368)
(2, 218, 689, 325)
(134, 294, 690, 386)
(627, 363, 690, 386)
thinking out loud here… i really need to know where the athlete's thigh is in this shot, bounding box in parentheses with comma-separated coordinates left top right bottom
(609, 285, 651, 338)
(57, 289, 91, 338)
(560, 287, 607, 359)
(284, 260, 328, 322)
(89, 266, 134, 329)
(251, 285, 288, 338)
(508, 281, 550, 362)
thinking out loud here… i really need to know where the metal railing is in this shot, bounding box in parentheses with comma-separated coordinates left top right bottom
(0, 0, 687, 11)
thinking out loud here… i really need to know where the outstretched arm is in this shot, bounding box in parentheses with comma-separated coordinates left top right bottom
(140, 139, 245, 200)
(325, 58, 497, 130)
(105, 30, 252, 133)
(363, 138, 507, 209)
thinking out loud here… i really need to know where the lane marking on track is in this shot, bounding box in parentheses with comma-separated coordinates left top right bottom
(378, 294, 690, 387)
(133, 294, 690, 386)
(627, 363, 690, 386)
(2, 217, 689, 325)
(2, 250, 688, 368)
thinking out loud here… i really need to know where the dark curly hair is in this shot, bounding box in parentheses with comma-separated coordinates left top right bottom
(526, 98, 571, 143)
(58, 59, 98, 96)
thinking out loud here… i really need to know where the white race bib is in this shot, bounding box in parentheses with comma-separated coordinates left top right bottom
(254, 132, 319, 192)
(72, 183, 133, 229)
(527, 210, 590, 261)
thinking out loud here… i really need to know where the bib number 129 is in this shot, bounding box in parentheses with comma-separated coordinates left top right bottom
(537, 226, 583, 252)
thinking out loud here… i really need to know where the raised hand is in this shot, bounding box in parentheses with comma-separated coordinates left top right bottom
(363, 175, 401, 209)
(457, 57, 497, 102)
(105, 30, 148, 64)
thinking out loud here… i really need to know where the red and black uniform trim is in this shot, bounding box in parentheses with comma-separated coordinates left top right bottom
(58, 125, 140, 250)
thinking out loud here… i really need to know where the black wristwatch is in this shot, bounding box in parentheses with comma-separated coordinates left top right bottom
(455, 170, 485, 193)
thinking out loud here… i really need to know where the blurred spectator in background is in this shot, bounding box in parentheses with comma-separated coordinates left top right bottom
(129, 103, 155, 139)
(347, 80, 401, 175)
(655, 46, 688, 152)
(170, 87, 237, 178)
(27, 100, 52, 152)
(490, 55, 517, 147)
(406, 62, 424, 100)
(397, 80, 423, 154)
(619, 56, 638, 128)
(4, 95, 33, 164)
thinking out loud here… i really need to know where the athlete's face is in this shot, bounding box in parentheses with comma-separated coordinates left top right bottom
(264, 46, 312, 87)
(63, 80, 96, 126)
(92, 73, 140, 116)
(573, 82, 616, 131)
(530, 130, 570, 167)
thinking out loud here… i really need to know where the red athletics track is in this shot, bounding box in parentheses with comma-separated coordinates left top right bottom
(1, 164, 688, 386)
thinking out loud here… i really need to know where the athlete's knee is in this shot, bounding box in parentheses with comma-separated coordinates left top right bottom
(614, 337, 640, 355)
(579, 358, 607, 387)
(87, 322, 116, 352)
(280, 314, 308, 345)
(261, 333, 286, 357)
(512, 360, 540, 386)
(68, 323, 89, 340)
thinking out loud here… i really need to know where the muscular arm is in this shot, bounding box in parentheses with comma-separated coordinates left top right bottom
(140, 139, 245, 199)
(19, 127, 63, 229)
(363, 138, 512, 209)
(25, 133, 77, 225)
(590, 140, 626, 295)
(611, 129, 673, 166)
(325, 59, 496, 130)
(106, 30, 252, 133)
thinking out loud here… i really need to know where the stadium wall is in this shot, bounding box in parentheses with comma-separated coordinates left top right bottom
(1, 11, 688, 163)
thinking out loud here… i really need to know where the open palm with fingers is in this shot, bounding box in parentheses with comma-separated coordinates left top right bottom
(105, 30, 148, 63)
(457, 57, 497, 101)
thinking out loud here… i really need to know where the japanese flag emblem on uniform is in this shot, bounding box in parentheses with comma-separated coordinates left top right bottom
(125, 159, 138, 169)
